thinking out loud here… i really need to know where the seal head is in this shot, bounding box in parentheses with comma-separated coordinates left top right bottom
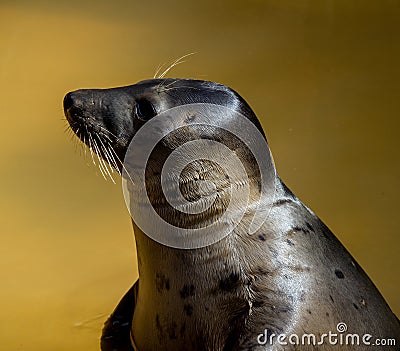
(64, 79, 264, 165)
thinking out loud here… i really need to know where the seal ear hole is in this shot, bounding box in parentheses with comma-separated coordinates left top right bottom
(135, 98, 157, 121)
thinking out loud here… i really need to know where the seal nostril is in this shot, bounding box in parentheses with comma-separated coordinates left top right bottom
(63, 92, 75, 111)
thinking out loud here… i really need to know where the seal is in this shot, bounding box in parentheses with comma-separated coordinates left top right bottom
(64, 79, 400, 351)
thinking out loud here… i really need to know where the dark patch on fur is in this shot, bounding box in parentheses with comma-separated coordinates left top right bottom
(180, 284, 195, 299)
(252, 300, 264, 308)
(268, 246, 279, 258)
(179, 322, 186, 337)
(258, 234, 266, 241)
(183, 304, 193, 316)
(292, 226, 311, 235)
(286, 239, 295, 246)
(272, 198, 293, 207)
(276, 306, 292, 313)
(155, 273, 170, 292)
(290, 264, 311, 273)
(219, 272, 240, 291)
(330, 295, 334, 303)
(155, 313, 163, 340)
(305, 222, 314, 232)
(335, 269, 345, 279)
(255, 266, 269, 275)
(353, 303, 359, 310)
(166, 321, 177, 340)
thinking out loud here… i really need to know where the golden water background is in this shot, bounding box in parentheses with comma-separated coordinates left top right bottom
(1, 1, 399, 350)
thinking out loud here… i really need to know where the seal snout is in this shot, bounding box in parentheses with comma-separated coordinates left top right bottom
(63, 90, 100, 143)
(64, 90, 98, 129)
(63, 91, 83, 125)
(63, 91, 75, 112)
(63, 91, 90, 120)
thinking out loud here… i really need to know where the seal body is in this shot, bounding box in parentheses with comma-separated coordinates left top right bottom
(64, 79, 400, 350)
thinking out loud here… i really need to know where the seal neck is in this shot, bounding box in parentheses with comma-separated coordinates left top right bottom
(130, 221, 254, 351)
(128, 159, 271, 350)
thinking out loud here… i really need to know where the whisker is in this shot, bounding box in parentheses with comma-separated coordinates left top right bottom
(80, 134, 89, 166)
(98, 126, 118, 140)
(65, 115, 123, 183)
(73, 313, 108, 328)
(74, 131, 82, 156)
(98, 137, 121, 175)
(97, 137, 114, 173)
(161, 79, 179, 90)
(108, 144, 134, 185)
(153, 62, 166, 79)
(92, 138, 109, 181)
(96, 138, 117, 184)
(104, 141, 121, 175)
(96, 139, 116, 183)
(158, 52, 196, 79)
(83, 134, 87, 158)
(87, 131, 97, 166)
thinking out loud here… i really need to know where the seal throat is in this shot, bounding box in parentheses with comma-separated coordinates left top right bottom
(145, 160, 253, 229)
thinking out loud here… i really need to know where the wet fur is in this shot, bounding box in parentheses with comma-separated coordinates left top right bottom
(64, 78, 400, 351)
